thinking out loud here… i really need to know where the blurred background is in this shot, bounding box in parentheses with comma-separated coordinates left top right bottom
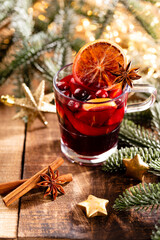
(0, 0, 160, 98)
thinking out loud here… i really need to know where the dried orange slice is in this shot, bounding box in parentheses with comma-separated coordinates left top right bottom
(75, 98, 117, 127)
(82, 98, 117, 111)
(72, 39, 126, 90)
(64, 106, 110, 136)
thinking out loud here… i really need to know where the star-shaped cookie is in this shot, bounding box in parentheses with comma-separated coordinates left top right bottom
(123, 154, 149, 181)
(77, 195, 109, 218)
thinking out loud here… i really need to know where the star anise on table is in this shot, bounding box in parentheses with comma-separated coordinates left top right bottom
(37, 166, 65, 200)
(110, 61, 141, 88)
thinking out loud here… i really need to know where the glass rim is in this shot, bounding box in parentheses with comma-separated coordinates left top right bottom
(53, 63, 130, 104)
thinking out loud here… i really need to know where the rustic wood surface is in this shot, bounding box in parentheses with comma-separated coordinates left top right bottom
(0, 86, 159, 240)
(0, 99, 25, 238)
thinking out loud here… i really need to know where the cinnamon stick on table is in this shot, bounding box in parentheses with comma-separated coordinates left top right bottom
(0, 179, 27, 195)
(0, 173, 73, 195)
(3, 157, 64, 207)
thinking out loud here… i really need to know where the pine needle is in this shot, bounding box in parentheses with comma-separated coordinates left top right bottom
(124, 105, 152, 125)
(151, 222, 160, 240)
(151, 102, 160, 133)
(0, 35, 63, 86)
(0, 0, 15, 22)
(11, 0, 34, 40)
(113, 183, 160, 212)
(119, 119, 160, 150)
(122, 0, 160, 40)
(102, 146, 160, 173)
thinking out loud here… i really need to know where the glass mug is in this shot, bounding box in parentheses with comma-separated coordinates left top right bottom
(53, 64, 156, 166)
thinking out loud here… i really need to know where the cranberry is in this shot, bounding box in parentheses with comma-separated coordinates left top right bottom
(73, 88, 89, 101)
(69, 77, 79, 93)
(61, 74, 73, 83)
(63, 90, 71, 97)
(95, 89, 108, 98)
(67, 100, 80, 112)
(115, 99, 125, 109)
(57, 81, 70, 91)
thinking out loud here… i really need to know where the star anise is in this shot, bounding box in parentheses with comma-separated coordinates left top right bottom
(37, 166, 65, 200)
(110, 61, 141, 88)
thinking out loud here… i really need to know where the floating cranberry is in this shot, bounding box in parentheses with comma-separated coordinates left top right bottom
(67, 100, 81, 112)
(69, 77, 79, 93)
(63, 90, 71, 97)
(73, 88, 89, 101)
(95, 89, 108, 98)
(61, 74, 73, 83)
(57, 81, 70, 91)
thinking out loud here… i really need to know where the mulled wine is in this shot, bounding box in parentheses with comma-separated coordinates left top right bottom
(54, 70, 127, 164)
(53, 40, 156, 165)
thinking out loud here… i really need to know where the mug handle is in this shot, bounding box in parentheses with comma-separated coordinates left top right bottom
(126, 84, 157, 113)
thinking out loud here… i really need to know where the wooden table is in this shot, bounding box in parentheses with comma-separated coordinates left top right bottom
(0, 86, 159, 240)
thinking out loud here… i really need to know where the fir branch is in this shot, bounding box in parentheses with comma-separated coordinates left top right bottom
(102, 146, 160, 172)
(34, 39, 73, 83)
(124, 108, 152, 125)
(143, 0, 159, 3)
(119, 119, 160, 150)
(121, 0, 160, 40)
(11, 0, 34, 40)
(74, 3, 101, 22)
(151, 102, 160, 132)
(53, 40, 72, 69)
(54, 7, 78, 41)
(62, 8, 78, 40)
(34, 0, 60, 32)
(33, 58, 60, 84)
(149, 159, 160, 176)
(33, 61, 55, 83)
(0, 34, 63, 86)
(151, 222, 160, 240)
(70, 38, 86, 53)
(0, 0, 15, 22)
(75, 8, 99, 21)
(113, 182, 160, 211)
(74, 0, 119, 39)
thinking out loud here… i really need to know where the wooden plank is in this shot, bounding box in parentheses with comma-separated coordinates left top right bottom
(0, 85, 25, 239)
(18, 113, 159, 240)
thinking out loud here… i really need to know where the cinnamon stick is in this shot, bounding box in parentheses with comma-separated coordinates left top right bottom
(57, 173, 73, 184)
(3, 157, 64, 207)
(0, 179, 27, 195)
(0, 173, 73, 195)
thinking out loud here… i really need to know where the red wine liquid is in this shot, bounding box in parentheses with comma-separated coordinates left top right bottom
(55, 74, 126, 157)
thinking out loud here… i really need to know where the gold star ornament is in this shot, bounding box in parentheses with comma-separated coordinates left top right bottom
(123, 154, 149, 181)
(0, 80, 56, 128)
(77, 195, 109, 218)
